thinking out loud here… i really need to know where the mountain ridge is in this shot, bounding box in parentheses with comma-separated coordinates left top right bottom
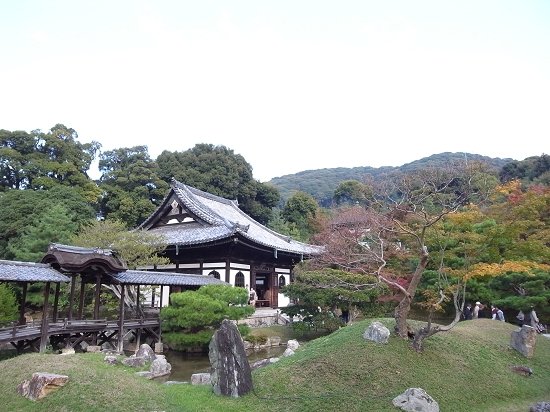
(268, 151, 514, 206)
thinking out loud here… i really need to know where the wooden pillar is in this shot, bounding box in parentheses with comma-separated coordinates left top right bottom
(151, 286, 155, 308)
(225, 259, 230, 283)
(159, 286, 164, 309)
(93, 274, 101, 320)
(18, 282, 28, 325)
(68, 275, 77, 321)
(272, 272, 279, 308)
(52, 283, 61, 323)
(92, 274, 101, 346)
(136, 285, 140, 315)
(39, 282, 51, 353)
(117, 284, 125, 353)
(135, 327, 141, 352)
(78, 279, 86, 320)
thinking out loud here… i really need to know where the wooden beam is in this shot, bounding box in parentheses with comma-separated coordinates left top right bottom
(52, 283, 61, 323)
(18, 282, 28, 326)
(39, 282, 51, 353)
(117, 284, 125, 353)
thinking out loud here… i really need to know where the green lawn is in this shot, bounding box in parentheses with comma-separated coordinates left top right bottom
(1, 318, 548, 411)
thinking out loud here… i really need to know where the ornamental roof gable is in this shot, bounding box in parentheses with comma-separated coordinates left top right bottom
(137, 179, 322, 256)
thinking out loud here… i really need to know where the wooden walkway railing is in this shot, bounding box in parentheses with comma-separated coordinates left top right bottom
(0, 317, 161, 352)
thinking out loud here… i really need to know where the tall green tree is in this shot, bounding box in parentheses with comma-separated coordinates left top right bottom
(98, 146, 168, 227)
(9, 204, 78, 262)
(0, 284, 18, 325)
(333, 180, 372, 206)
(0, 125, 101, 202)
(156, 144, 279, 224)
(0, 186, 96, 260)
(282, 191, 320, 240)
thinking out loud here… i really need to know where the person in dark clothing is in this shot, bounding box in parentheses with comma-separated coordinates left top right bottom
(462, 304, 473, 320)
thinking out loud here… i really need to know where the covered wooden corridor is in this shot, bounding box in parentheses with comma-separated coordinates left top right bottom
(0, 243, 229, 353)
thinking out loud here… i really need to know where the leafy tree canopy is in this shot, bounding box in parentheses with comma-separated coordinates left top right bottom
(0, 284, 18, 325)
(333, 180, 372, 206)
(98, 146, 169, 227)
(282, 191, 320, 240)
(500, 154, 550, 185)
(156, 144, 279, 224)
(0, 186, 96, 260)
(0, 125, 101, 202)
(9, 204, 78, 262)
(72, 219, 169, 269)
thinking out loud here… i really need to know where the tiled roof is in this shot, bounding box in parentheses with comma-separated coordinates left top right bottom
(140, 180, 323, 256)
(0, 260, 71, 283)
(48, 243, 116, 256)
(112, 270, 230, 286)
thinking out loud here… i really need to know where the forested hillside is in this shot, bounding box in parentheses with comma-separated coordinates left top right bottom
(269, 152, 512, 206)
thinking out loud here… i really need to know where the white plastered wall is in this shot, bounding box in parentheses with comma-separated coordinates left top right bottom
(276, 268, 291, 307)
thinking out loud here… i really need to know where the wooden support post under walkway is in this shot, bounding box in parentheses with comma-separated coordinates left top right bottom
(39, 282, 51, 353)
(18, 282, 27, 326)
(78, 280, 85, 320)
(117, 284, 125, 353)
(68, 274, 76, 321)
(52, 283, 60, 323)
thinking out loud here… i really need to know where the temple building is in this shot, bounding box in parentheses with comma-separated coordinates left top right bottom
(137, 179, 322, 308)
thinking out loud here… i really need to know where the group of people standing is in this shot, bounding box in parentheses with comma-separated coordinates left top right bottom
(516, 307, 546, 333)
(462, 302, 504, 321)
(462, 302, 546, 333)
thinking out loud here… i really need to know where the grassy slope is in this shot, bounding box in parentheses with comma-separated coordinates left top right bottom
(242, 319, 550, 412)
(1, 318, 549, 412)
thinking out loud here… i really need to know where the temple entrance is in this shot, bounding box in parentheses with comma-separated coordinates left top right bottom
(254, 273, 271, 307)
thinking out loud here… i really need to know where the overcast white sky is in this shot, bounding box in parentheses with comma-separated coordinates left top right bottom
(1, 1, 549, 182)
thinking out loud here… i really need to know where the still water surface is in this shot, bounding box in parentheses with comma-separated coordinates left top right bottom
(162, 345, 287, 382)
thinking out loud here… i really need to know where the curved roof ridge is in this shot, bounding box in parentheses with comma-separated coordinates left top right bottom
(172, 181, 227, 226)
(203, 189, 323, 253)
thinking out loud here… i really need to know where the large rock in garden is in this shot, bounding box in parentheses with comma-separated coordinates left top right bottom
(150, 356, 172, 378)
(122, 355, 147, 367)
(511, 325, 537, 358)
(191, 373, 211, 385)
(363, 321, 391, 344)
(17, 372, 69, 401)
(136, 343, 156, 362)
(209, 319, 253, 397)
(250, 357, 280, 370)
(286, 339, 300, 351)
(104, 355, 119, 365)
(530, 401, 550, 412)
(392, 387, 439, 412)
